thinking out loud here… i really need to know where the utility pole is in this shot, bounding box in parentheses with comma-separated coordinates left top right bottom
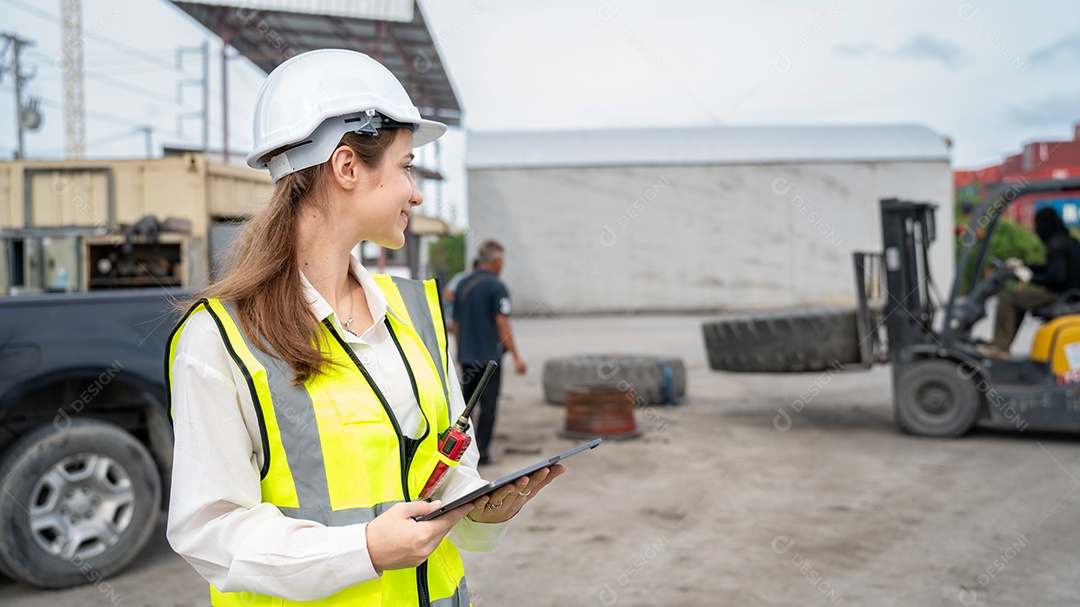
(137, 126, 153, 158)
(0, 33, 36, 159)
(434, 139, 443, 219)
(176, 41, 209, 152)
(220, 35, 230, 163)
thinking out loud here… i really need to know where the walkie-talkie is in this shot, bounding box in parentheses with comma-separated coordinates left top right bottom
(419, 361, 498, 500)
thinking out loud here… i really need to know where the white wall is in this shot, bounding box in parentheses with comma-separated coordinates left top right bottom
(467, 161, 953, 315)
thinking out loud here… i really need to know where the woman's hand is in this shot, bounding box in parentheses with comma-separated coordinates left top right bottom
(466, 464, 565, 524)
(366, 500, 473, 574)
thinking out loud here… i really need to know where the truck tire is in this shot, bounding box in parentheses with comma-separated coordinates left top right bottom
(894, 359, 982, 437)
(0, 419, 161, 589)
(702, 308, 862, 373)
(542, 355, 686, 405)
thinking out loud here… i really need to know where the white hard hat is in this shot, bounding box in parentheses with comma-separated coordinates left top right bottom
(246, 49, 447, 182)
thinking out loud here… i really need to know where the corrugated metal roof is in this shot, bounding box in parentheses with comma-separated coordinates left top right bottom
(170, 0, 461, 126)
(467, 124, 950, 169)
(177, 0, 413, 23)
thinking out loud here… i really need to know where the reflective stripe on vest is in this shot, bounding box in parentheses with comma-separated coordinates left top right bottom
(373, 274, 451, 419)
(217, 577, 471, 607)
(167, 277, 468, 607)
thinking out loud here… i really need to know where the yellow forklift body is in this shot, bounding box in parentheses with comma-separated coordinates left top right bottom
(1030, 315, 1080, 379)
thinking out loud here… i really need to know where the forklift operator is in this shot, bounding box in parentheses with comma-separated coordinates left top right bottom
(982, 207, 1080, 358)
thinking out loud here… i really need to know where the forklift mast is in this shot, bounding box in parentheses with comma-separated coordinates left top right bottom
(880, 199, 939, 357)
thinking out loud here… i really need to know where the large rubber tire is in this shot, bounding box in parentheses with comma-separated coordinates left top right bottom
(542, 355, 686, 405)
(0, 419, 161, 589)
(702, 308, 862, 373)
(894, 359, 982, 437)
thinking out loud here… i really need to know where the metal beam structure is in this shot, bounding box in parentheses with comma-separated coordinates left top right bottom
(169, 1, 462, 127)
(60, 0, 86, 159)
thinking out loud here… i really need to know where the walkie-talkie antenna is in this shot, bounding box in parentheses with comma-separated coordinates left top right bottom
(458, 361, 498, 425)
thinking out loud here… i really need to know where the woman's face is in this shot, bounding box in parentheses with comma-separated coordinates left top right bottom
(352, 129, 422, 249)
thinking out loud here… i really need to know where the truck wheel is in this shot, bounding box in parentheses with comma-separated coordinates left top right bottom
(702, 308, 862, 373)
(895, 359, 982, 437)
(0, 419, 161, 589)
(542, 355, 686, 405)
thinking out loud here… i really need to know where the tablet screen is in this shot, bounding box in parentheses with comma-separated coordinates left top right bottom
(413, 438, 603, 521)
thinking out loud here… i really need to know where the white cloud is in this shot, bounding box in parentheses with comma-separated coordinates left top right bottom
(896, 34, 966, 69)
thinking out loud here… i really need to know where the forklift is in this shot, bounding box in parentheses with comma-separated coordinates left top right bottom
(859, 178, 1080, 436)
(703, 178, 1080, 437)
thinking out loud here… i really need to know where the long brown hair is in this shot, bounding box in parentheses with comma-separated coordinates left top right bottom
(190, 128, 404, 384)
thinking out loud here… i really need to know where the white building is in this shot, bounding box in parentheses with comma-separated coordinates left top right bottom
(466, 124, 953, 315)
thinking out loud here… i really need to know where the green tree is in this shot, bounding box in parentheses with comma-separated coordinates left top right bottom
(428, 233, 466, 280)
(955, 190, 1044, 292)
(986, 218, 1045, 265)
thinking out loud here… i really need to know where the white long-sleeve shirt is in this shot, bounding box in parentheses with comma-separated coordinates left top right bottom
(167, 257, 506, 602)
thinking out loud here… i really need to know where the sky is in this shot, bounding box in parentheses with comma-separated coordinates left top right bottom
(1, 0, 1079, 225)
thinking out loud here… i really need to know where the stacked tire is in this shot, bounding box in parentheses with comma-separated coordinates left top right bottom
(542, 354, 686, 405)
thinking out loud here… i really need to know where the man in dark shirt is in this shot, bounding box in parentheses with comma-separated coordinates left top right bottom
(984, 207, 1080, 357)
(451, 240, 526, 465)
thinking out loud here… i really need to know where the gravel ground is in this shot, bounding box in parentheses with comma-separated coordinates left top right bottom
(1, 313, 1077, 607)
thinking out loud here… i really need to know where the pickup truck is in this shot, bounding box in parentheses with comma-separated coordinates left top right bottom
(0, 290, 182, 589)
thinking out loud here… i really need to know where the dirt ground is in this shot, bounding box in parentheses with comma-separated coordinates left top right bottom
(1, 314, 1078, 606)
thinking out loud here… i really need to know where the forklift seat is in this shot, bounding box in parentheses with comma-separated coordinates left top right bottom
(1032, 289, 1080, 321)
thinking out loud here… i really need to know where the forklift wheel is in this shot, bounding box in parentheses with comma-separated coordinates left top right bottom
(895, 359, 982, 437)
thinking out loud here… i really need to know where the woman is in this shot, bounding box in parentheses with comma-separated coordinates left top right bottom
(166, 49, 562, 606)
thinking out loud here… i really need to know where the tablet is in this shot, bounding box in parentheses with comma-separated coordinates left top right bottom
(414, 438, 603, 521)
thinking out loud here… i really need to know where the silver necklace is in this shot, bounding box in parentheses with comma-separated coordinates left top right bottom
(340, 279, 356, 333)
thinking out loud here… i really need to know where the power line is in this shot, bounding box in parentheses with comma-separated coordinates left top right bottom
(36, 95, 162, 130)
(25, 48, 60, 65)
(2, 0, 197, 73)
(85, 67, 192, 107)
(24, 47, 192, 81)
(0, 0, 55, 23)
(26, 46, 193, 67)
(16, 53, 195, 119)
(33, 127, 142, 156)
(36, 63, 176, 80)
(88, 32, 178, 72)
(0, 86, 204, 154)
(3, 85, 208, 149)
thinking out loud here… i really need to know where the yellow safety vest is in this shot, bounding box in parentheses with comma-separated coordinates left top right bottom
(167, 275, 469, 607)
